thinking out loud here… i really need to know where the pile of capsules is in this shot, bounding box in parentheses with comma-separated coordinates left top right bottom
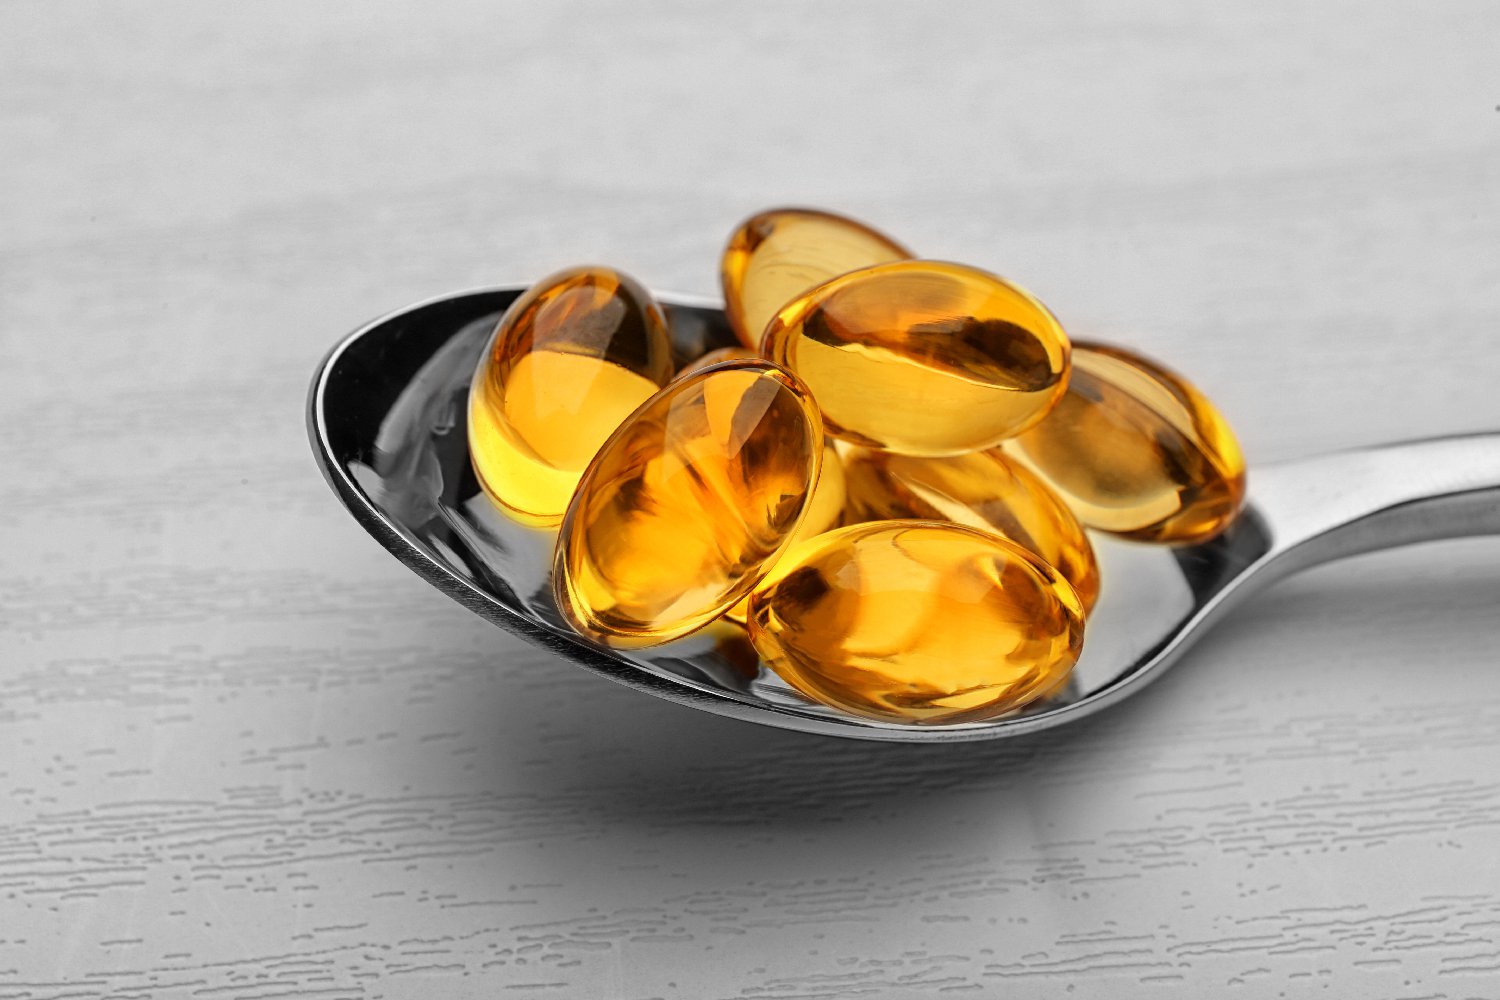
(467, 208, 1246, 725)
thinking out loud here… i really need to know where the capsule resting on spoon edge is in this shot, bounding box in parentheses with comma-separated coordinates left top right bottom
(468, 266, 675, 526)
(1005, 342, 1246, 544)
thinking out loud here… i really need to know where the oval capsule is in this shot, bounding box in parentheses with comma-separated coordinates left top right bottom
(840, 446, 1100, 612)
(722, 208, 911, 349)
(555, 361, 823, 647)
(723, 441, 847, 624)
(747, 521, 1085, 724)
(762, 260, 1071, 456)
(468, 267, 675, 525)
(786, 442, 847, 550)
(1006, 342, 1246, 543)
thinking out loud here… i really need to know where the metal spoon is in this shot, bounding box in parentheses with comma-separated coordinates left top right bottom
(307, 285, 1500, 742)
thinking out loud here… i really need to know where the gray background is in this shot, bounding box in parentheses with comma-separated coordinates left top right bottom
(3, 1, 1499, 996)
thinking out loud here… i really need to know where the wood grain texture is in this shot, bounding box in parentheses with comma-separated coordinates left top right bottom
(2, 1, 1498, 996)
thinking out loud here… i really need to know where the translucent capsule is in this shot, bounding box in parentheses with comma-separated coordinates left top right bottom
(1005, 342, 1246, 544)
(554, 361, 823, 647)
(762, 260, 1071, 457)
(840, 446, 1100, 612)
(468, 267, 675, 525)
(721, 208, 911, 349)
(723, 441, 846, 623)
(747, 521, 1085, 724)
(788, 443, 847, 549)
(674, 345, 761, 381)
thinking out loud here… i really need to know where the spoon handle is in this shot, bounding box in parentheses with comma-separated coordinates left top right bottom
(1251, 432, 1500, 576)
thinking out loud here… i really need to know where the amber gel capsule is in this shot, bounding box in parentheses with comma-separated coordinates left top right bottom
(1006, 342, 1246, 544)
(555, 361, 822, 647)
(841, 447, 1100, 612)
(721, 208, 911, 349)
(747, 521, 1085, 724)
(722, 441, 847, 624)
(784, 443, 846, 550)
(468, 267, 675, 525)
(762, 260, 1071, 457)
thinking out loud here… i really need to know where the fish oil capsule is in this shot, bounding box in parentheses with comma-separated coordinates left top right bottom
(1006, 342, 1246, 544)
(785, 442, 846, 550)
(721, 208, 911, 349)
(723, 441, 846, 623)
(747, 521, 1085, 724)
(762, 260, 1071, 456)
(555, 361, 822, 647)
(841, 446, 1100, 612)
(674, 345, 761, 381)
(468, 267, 675, 525)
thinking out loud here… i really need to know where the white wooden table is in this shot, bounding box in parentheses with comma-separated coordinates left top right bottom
(3, 2, 1498, 995)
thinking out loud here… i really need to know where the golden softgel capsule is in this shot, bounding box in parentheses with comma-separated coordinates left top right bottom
(555, 361, 823, 647)
(747, 521, 1085, 724)
(721, 208, 911, 349)
(789, 443, 847, 550)
(468, 267, 675, 525)
(1007, 342, 1246, 544)
(762, 260, 1071, 456)
(840, 446, 1100, 612)
(723, 441, 847, 624)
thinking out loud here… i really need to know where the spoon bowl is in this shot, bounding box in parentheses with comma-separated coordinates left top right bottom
(308, 286, 1500, 742)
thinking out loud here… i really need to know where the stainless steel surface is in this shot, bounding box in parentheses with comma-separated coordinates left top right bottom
(309, 286, 1500, 742)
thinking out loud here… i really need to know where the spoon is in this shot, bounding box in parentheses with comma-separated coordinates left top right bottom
(307, 285, 1500, 743)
